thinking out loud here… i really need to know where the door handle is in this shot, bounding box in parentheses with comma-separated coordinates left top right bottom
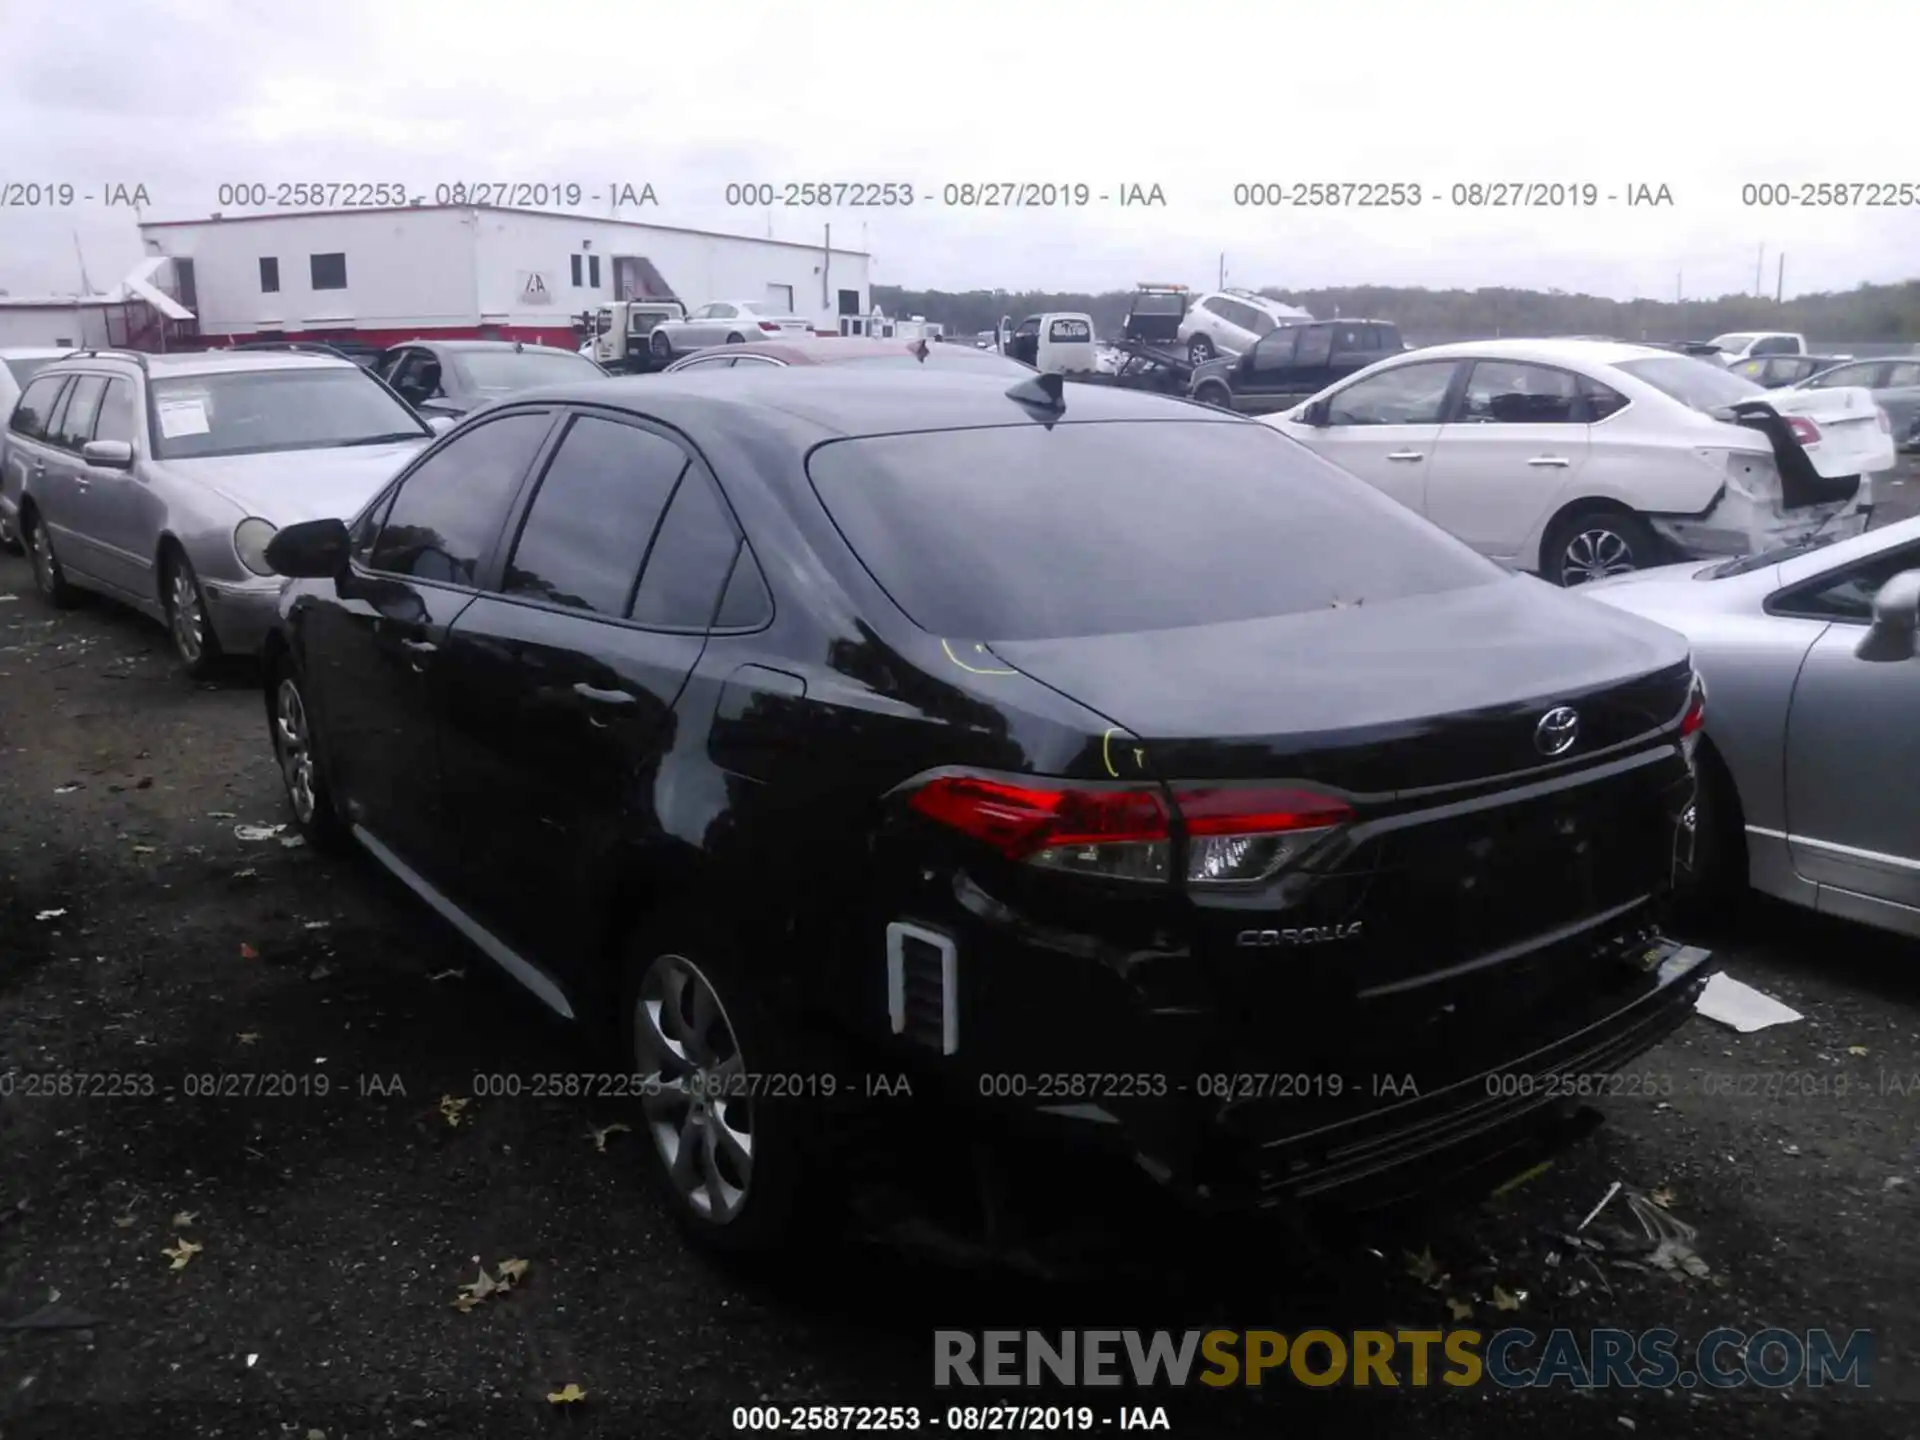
(401, 637, 436, 672)
(1527, 456, 1572, 467)
(1387, 450, 1424, 461)
(572, 682, 637, 727)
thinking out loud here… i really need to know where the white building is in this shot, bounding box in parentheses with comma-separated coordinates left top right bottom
(0, 296, 139, 348)
(135, 205, 873, 348)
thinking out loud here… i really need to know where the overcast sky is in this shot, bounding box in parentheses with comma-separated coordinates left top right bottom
(3, 0, 1914, 302)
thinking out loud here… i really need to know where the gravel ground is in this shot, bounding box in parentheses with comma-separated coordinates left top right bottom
(2, 524, 1919, 1439)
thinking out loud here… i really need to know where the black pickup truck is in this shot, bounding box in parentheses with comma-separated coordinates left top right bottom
(1187, 318, 1408, 414)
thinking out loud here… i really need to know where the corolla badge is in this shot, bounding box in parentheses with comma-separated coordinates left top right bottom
(1236, 923, 1363, 948)
(1534, 706, 1580, 757)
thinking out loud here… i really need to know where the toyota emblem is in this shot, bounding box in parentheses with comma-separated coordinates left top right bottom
(1534, 706, 1580, 757)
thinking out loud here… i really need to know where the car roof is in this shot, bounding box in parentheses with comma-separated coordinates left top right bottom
(0, 346, 83, 359)
(394, 339, 584, 356)
(682, 337, 1000, 365)
(45, 350, 358, 378)
(1390, 337, 1677, 367)
(507, 366, 1240, 441)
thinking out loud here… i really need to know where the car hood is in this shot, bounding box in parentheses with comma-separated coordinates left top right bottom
(1190, 356, 1236, 384)
(1578, 564, 1769, 628)
(153, 441, 429, 525)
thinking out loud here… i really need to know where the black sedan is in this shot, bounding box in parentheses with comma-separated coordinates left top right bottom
(372, 339, 605, 419)
(259, 368, 1714, 1252)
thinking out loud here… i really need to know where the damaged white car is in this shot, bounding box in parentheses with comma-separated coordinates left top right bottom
(1265, 338, 1892, 586)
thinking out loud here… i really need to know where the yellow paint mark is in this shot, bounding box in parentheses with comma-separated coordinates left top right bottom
(1101, 728, 1122, 778)
(1490, 1158, 1554, 1198)
(941, 638, 1016, 676)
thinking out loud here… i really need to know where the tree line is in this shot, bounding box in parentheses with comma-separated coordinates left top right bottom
(876, 279, 1920, 344)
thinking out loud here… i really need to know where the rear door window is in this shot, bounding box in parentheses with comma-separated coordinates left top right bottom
(50, 375, 108, 448)
(807, 420, 1501, 641)
(92, 378, 138, 445)
(11, 375, 71, 441)
(628, 467, 741, 628)
(1457, 361, 1580, 423)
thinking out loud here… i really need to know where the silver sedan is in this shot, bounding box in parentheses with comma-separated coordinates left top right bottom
(0, 350, 436, 675)
(1582, 517, 1920, 939)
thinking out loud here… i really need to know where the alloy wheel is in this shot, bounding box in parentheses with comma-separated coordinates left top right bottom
(274, 677, 317, 823)
(634, 953, 753, 1224)
(30, 524, 57, 596)
(168, 564, 205, 663)
(1561, 528, 1636, 585)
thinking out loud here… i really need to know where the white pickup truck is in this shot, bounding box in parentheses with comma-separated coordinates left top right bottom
(1707, 331, 1809, 365)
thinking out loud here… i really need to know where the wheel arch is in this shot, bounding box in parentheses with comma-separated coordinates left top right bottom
(1528, 495, 1646, 574)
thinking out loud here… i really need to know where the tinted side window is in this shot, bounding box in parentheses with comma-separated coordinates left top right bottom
(1580, 375, 1630, 421)
(1327, 361, 1457, 425)
(629, 468, 740, 628)
(500, 416, 685, 616)
(10, 376, 69, 439)
(1886, 362, 1920, 388)
(368, 412, 553, 584)
(92, 378, 137, 445)
(51, 375, 108, 448)
(1751, 336, 1799, 356)
(1458, 361, 1580, 423)
(1293, 326, 1333, 366)
(715, 544, 773, 628)
(1250, 329, 1297, 368)
(1777, 544, 1920, 623)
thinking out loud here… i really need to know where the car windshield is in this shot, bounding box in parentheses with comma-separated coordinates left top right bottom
(5, 357, 60, 386)
(1708, 334, 1756, 351)
(808, 420, 1504, 641)
(1613, 356, 1766, 411)
(148, 366, 430, 459)
(450, 348, 603, 396)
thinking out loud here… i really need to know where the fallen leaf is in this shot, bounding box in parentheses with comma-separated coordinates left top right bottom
(131, 845, 156, 855)
(1404, 1247, 1444, 1287)
(111, 1213, 137, 1229)
(233, 823, 285, 841)
(303, 921, 331, 930)
(281, 836, 305, 849)
(207, 811, 236, 819)
(429, 968, 466, 982)
(547, 1384, 588, 1405)
(588, 1122, 631, 1152)
(34, 909, 67, 922)
(439, 1096, 470, 1128)
(450, 1293, 483, 1313)
(496, 1258, 529, 1285)
(1445, 1296, 1473, 1321)
(455, 1267, 502, 1306)
(1492, 1286, 1522, 1311)
(239, 943, 259, 960)
(1848, 1045, 1869, 1057)
(237, 1032, 260, 1045)
(233, 868, 258, 878)
(1649, 1187, 1674, 1209)
(170, 1210, 198, 1228)
(161, 1238, 202, 1270)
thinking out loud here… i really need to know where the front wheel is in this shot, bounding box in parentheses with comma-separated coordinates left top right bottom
(25, 511, 79, 608)
(1187, 334, 1215, 366)
(1194, 382, 1232, 410)
(650, 330, 673, 362)
(1541, 508, 1657, 587)
(269, 658, 349, 851)
(162, 549, 222, 677)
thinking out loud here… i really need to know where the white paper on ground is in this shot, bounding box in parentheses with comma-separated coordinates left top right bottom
(156, 398, 211, 437)
(1695, 972, 1803, 1032)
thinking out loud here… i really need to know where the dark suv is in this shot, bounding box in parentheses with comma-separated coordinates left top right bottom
(259, 367, 1713, 1253)
(1190, 319, 1408, 414)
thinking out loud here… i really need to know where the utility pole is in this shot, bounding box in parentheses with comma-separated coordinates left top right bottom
(1218, 253, 1225, 289)
(1755, 243, 1765, 298)
(1776, 253, 1785, 303)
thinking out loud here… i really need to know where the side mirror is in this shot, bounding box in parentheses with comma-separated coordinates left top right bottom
(81, 440, 134, 469)
(1300, 398, 1332, 427)
(427, 415, 456, 434)
(263, 517, 351, 579)
(1855, 569, 1920, 662)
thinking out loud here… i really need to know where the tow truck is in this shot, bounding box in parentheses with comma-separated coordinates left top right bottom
(1043, 284, 1206, 398)
(578, 298, 688, 373)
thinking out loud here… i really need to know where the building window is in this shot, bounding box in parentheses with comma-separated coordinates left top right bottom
(259, 257, 280, 293)
(588, 254, 601, 288)
(310, 253, 348, 291)
(570, 254, 583, 287)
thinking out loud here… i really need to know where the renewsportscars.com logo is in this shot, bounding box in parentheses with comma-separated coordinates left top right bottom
(934, 1328, 1873, 1390)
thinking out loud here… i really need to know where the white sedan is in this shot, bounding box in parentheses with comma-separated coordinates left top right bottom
(1264, 339, 1895, 586)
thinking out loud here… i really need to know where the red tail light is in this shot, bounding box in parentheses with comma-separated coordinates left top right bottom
(758, 321, 782, 333)
(905, 774, 1352, 885)
(1786, 416, 1821, 445)
(1680, 672, 1707, 737)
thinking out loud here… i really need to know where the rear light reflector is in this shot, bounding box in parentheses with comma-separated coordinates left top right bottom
(1786, 416, 1821, 445)
(758, 321, 783, 332)
(1680, 672, 1707, 738)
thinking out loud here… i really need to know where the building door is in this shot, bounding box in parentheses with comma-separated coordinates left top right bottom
(765, 283, 794, 313)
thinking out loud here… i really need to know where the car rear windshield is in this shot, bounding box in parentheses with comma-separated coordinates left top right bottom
(807, 421, 1504, 641)
(1613, 356, 1764, 412)
(148, 367, 430, 459)
(451, 348, 603, 397)
(5, 357, 58, 386)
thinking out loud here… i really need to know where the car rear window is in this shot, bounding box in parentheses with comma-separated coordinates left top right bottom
(1613, 357, 1764, 412)
(450, 348, 603, 397)
(807, 421, 1504, 642)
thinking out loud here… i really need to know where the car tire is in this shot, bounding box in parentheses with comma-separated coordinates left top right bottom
(1195, 382, 1232, 409)
(23, 508, 80, 609)
(161, 546, 222, 678)
(650, 330, 673, 363)
(1541, 508, 1658, 587)
(1187, 334, 1215, 366)
(0, 512, 20, 554)
(1673, 738, 1745, 923)
(725, 332, 744, 345)
(268, 654, 350, 852)
(621, 914, 829, 1255)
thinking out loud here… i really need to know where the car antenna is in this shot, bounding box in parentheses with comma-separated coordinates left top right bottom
(1005, 372, 1065, 411)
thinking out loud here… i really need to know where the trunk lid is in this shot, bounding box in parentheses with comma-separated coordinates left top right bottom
(983, 579, 1692, 795)
(1721, 386, 1894, 500)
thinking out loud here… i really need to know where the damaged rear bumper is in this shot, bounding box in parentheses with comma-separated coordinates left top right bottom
(1649, 491, 1871, 560)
